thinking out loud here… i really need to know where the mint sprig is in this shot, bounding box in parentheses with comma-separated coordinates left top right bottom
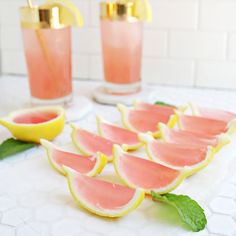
(151, 191, 207, 232)
(0, 138, 36, 160)
(154, 101, 175, 107)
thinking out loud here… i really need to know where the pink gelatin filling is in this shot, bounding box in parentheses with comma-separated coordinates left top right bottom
(74, 174, 136, 210)
(101, 123, 139, 145)
(75, 129, 113, 156)
(165, 128, 218, 148)
(150, 141, 207, 167)
(13, 111, 58, 124)
(52, 149, 96, 174)
(180, 115, 227, 136)
(135, 102, 175, 117)
(198, 107, 236, 123)
(128, 110, 170, 132)
(120, 154, 180, 189)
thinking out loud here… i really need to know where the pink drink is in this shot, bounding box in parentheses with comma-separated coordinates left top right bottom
(100, 19, 143, 94)
(22, 27, 72, 104)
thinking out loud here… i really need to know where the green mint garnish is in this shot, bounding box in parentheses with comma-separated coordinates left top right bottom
(151, 191, 207, 232)
(154, 101, 175, 107)
(0, 138, 36, 160)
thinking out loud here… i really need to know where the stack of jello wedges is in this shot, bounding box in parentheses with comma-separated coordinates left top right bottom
(41, 100, 236, 218)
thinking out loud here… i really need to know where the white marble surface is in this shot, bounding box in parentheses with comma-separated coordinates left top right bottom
(0, 76, 236, 236)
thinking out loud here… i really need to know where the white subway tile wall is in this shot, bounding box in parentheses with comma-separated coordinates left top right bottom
(0, 0, 236, 89)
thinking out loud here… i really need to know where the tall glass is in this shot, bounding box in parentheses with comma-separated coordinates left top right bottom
(20, 6, 72, 105)
(100, 2, 143, 95)
(22, 27, 72, 104)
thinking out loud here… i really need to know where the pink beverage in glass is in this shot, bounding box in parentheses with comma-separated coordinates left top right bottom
(100, 19, 143, 94)
(22, 27, 72, 104)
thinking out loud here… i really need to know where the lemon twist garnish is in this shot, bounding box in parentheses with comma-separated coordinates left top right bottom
(133, 0, 152, 22)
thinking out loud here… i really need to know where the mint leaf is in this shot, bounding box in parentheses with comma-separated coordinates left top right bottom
(0, 138, 36, 160)
(151, 191, 207, 232)
(154, 101, 175, 107)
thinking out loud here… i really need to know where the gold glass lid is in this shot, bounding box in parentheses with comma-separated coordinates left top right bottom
(20, 5, 66, 29)
(100, 1, 138, 22)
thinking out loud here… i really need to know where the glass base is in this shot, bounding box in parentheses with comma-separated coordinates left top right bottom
(104, 81, 141, 95)
(93, 86, 143, 105)
(31, 93, 73, 106)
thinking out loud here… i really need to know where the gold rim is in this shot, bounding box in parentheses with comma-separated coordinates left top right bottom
(20, 6, 67, 29)
(100, 2, 139, 22)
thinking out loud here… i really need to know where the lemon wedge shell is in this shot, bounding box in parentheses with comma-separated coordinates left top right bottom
(64, 166, 145, 217)
(0, 106, 65, 143)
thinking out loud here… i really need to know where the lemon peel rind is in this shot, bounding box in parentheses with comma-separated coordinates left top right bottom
(113, 145, 187, 194)
(117, 103, 160, 138)
(71, 123, 113, 162)
(117, 104, 137, 132)
(215, 133, 231, 152)
(148, 140, 215, 176)
(0, 106, 65, 126)
(189, 102, 201, 116)
(41, 139, 107, 176)
(96, 115, 143, 152)
(64, 166, 145, 218)
(189, 102, 236, 136)
(227, 119, 236, 136)
(40, 139, 65, 175)
(70, 123, 94, 156)
(139, 132, 216, 176)
(86, 152, 107, 177)
(176, 109, 236, 138)
(0, 106, 65, 143)
(160, 121, 230, 154)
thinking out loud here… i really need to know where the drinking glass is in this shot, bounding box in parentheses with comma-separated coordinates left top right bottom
(100, 2, 143, 95)
(20, 6, 72, 105)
